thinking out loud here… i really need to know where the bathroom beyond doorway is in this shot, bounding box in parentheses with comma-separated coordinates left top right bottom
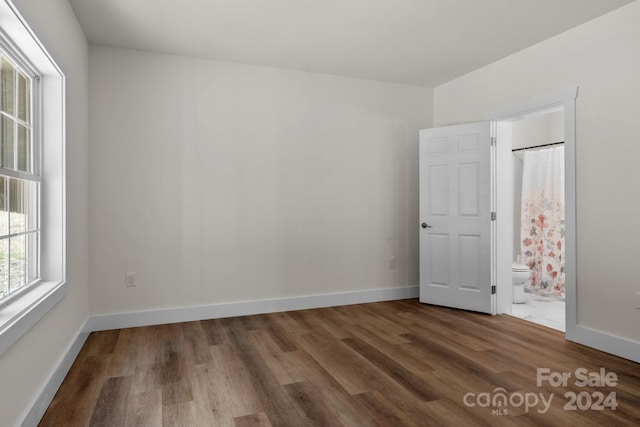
(509, 110, 566, 331)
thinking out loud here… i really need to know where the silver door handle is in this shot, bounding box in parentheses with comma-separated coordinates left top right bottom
(421, 223, 432, 229)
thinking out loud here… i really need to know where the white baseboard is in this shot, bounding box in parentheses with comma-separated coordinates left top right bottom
(21, 319, 91, 427)
(570, 325, 640, 364)
(89, 285, 420, 331)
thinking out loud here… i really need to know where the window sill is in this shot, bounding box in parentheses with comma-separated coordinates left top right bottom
(0, 280, 67, 357)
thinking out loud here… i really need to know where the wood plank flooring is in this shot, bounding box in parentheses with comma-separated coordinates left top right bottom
(40, 299, 640, 426)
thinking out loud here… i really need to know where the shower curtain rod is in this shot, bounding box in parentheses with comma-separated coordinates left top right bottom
(511, 141, 564, 152)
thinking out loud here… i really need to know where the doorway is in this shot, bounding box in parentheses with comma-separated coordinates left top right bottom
(508, 110, 566, 331)
(492, 87, 577, 339)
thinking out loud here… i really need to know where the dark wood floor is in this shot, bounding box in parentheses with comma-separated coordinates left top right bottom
(40, 299, 639, 426)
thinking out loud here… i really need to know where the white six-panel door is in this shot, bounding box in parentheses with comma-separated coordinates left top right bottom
(419, 122, 495, 314)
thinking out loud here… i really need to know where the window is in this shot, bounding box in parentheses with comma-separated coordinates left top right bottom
(0, 0, 65, 358)
(0, 47, 40, 301)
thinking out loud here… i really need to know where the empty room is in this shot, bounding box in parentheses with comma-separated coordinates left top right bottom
(0, 0, 639, 426)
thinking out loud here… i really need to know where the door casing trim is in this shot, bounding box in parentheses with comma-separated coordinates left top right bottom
(488, 86, 577, 340)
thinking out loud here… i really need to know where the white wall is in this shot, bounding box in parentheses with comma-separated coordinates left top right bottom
(0, 1, 89, 426)
(513, 154, 523, 262)
(435, 1, 640, 342)
(512, 110, 564, 150)
(89, 46, 432, 316)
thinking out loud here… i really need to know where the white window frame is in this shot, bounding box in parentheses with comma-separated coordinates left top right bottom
(0, 0, 66, 357)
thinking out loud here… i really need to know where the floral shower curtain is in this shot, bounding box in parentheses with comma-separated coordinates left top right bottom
(520, 146, 565, 299)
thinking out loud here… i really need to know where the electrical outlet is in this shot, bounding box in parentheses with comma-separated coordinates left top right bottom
(388, 256, 397, 270)
(125, 272, 136, 287)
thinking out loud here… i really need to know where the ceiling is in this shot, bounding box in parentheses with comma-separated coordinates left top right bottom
(69, 0, 634, 87)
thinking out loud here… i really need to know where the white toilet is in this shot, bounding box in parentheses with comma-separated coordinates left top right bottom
(512, 264, 531, 304)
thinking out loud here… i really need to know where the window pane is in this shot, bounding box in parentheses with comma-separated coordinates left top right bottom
(27, 231, 38, 282)
(17, 72, 29, 122)
(2, 116, 14, 169)
(0, 177, 6, 236)
(28, 182, 38, 231)
(0, 239, 7, 296)
(1, 57, 15, 115)
(9, 178, 29, 235)
(9, 234, 25, 292)
(17, 124, 30, 172)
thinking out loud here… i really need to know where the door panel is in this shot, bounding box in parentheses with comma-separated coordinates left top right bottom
(458, 163, 479, 216)
(459, 234, 481, 290)
(419, 121, 494, 314)
(429, 234, 449, 286)
(428, 165, 448, 215)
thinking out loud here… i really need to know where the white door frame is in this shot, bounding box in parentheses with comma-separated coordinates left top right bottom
(488, 87, 578, 339)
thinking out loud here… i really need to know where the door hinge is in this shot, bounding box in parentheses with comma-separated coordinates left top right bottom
(490, 136, 497, 146)
(491, 285, 496, 295)
(491, 211, 497, 221)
